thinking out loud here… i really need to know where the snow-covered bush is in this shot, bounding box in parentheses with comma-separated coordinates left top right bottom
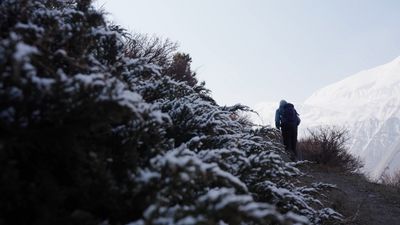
(0, 0, 342, 224)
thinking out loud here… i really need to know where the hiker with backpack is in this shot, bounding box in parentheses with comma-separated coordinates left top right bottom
(275, 100, 301, 160)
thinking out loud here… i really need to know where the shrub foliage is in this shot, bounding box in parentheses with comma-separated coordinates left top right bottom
(0, 0, 342, 224)
(380, 170, 400, 188)
(298, 127, 362, 171)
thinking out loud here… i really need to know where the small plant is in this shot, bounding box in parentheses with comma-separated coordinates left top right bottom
(298, 126, 363, 172)
(380, 170, 400, 188)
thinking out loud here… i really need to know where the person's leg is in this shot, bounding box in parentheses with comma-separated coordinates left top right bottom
(281, 125, 290, 151)
(290, 125, 298, 159)
(285, 125, 295, 159)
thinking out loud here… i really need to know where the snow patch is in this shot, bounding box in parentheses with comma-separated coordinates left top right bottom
(13, 42, 39, 61)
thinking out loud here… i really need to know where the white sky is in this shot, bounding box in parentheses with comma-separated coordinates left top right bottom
(95, 0, 400, 108)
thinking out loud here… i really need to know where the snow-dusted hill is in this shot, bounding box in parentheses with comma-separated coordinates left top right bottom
(254, 56, 400, 180)
(304, 56, 400, 179)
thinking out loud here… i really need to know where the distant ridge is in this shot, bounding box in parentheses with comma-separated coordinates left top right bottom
(302, 56, 400, 179)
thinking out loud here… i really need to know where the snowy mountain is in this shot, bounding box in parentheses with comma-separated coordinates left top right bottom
(304, 56, 400, 179)
(254, 56, 400, 180)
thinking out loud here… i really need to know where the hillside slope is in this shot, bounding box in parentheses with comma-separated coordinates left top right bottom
(0, 0, 341, 224)
(303, 56, 400, 179)
(300, 164, 400, 225)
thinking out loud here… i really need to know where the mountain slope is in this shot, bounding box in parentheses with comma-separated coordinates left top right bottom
(303, 56, 400, 179)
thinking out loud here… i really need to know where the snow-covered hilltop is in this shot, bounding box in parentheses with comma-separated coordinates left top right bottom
(254, 56, 400, 180)
(303, 56, 400, 179)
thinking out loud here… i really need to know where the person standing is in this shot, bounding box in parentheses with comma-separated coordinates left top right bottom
(275, 100, 301, 159)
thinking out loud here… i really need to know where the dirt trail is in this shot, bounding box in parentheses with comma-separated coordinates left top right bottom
(300, 164, 400, 225)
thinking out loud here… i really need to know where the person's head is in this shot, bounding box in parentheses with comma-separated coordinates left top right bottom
(279, 100, 287, 107)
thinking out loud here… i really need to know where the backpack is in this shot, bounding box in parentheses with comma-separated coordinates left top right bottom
(281, 103, 299, 125)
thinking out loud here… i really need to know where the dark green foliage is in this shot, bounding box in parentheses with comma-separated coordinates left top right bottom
(0, 0, 343, 224)
(0, 0, 169, 224)
(165, 53, 198, 86)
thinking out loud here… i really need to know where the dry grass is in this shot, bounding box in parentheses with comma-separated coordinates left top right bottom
(380, 170, 400, 189)
(297, 126, 363, 172)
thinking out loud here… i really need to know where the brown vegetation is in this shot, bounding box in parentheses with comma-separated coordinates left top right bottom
(297, 126, 362, 172)
(380, 170, 400, 188)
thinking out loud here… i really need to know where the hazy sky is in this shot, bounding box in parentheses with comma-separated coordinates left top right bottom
(95, 0, 400, 107)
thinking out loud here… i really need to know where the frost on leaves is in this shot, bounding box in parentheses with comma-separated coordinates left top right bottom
(0, 0, 341, 225)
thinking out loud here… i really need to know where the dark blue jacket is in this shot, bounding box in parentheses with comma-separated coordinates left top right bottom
(275, 102, 300, 129)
